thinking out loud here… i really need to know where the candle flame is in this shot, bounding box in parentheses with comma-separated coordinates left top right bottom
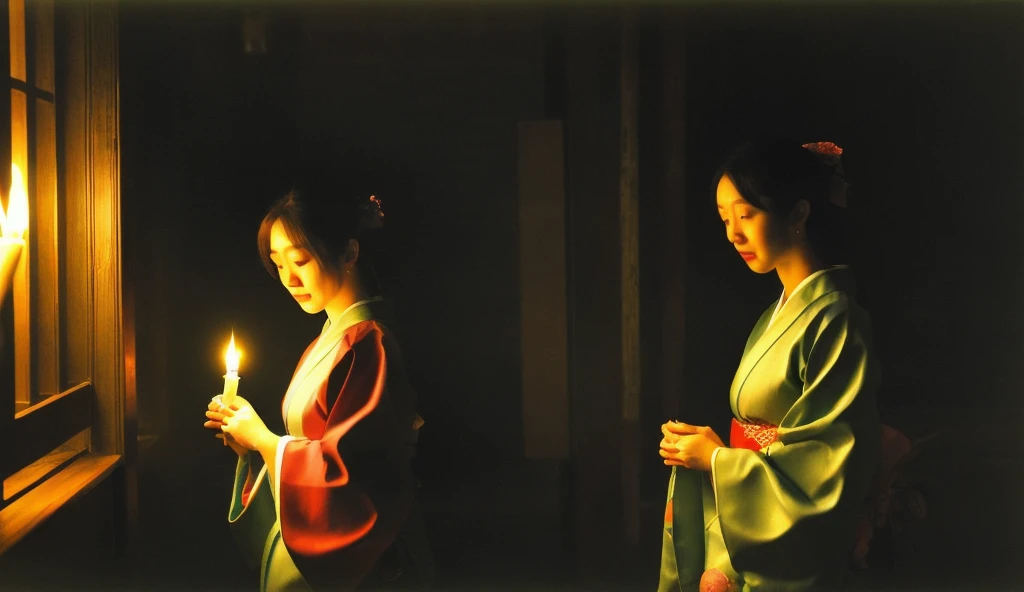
(225, 331, 241, 374)
(0, 164, 28, 239)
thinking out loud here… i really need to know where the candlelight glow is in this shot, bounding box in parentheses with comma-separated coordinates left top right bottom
(0, 164, 29, 239)
(225, 332, 241, 375)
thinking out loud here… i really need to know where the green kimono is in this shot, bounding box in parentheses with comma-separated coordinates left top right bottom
(660, 266, 882, 591)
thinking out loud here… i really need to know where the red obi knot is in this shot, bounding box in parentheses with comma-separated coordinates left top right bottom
(700, 568, 735, 592)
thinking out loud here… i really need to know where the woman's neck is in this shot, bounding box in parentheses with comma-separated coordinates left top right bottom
(775, 246, 825, 301)
(324, 274, 372, 325)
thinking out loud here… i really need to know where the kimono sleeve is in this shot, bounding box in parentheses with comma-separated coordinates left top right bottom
(226, 454, 275, 570)
(276, 324, 390, 558)
(711, 301, 881, 580)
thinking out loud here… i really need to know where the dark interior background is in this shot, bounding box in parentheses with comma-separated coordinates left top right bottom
(113, 1, 1022, 590)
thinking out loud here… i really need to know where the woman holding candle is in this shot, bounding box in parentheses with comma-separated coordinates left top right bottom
(204, 176, 432, 591)
(656, 138, 882, 592)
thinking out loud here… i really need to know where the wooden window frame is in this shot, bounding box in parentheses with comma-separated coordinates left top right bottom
(0, 0, 133, 554)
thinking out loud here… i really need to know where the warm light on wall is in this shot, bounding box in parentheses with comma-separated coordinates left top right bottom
(0, 163, 29, 306)
(0, 163, 28, 238)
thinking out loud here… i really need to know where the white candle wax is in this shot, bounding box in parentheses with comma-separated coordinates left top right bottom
(222, 370, 240, 407)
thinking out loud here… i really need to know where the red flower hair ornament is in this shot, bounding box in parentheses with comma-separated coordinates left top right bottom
(360, 194, 385, 229)
(802, 141, 848, 208)
(801, 141, 843, 165)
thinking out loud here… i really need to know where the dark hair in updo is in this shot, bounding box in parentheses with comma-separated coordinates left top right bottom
(712, 137, 850, 266)
(257, 172, 385, 296)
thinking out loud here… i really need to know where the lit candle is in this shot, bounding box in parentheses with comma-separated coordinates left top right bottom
(222, 331, 241, 407)
(0, 164, 28, 308)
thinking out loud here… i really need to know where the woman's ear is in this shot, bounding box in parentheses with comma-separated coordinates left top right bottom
(341, 238, 360, 268)
(790, 199, 811, 227)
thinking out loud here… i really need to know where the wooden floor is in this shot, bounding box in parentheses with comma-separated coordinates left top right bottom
(126, 435, 1020, 592)
(3, 404, 1017, 592)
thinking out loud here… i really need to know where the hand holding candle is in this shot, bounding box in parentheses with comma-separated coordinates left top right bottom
(222, 331, 241, 407)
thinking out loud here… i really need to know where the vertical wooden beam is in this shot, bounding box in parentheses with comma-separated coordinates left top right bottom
(31, 0, 59, 400)
(58, 0, 133, 554)
(85, 0, 123, 459)
(8, 0, 30, 415)
(59, 0, 91, 392)
(565, 10, 625, 582)
(0, 0, 9, 202)
(62, 0, 125, 452)
(11, 86, 30, 410)
(0, 0, 13, 508)
(89, 0, 134, 553)
(519, 120, 569, 462)
(32, 98, 57, 398)
(32, 0, 53, 95)
(660, 20, 686, 424)
(619, 6, 641, 548)
(7, 0, 23, 82)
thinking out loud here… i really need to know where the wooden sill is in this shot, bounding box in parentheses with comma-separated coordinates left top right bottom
(0, 453, 121, 555)
(3, 440, 86, 507)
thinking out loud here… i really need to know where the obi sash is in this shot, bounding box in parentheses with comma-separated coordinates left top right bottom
(729, 418, 778, 451)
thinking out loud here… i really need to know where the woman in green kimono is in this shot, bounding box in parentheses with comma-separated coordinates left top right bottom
(657, 139, 881, 592)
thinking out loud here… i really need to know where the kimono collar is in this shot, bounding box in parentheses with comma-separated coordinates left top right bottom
(298, 297, 388, 395)
(320, 296, 385, 339)
(734, 266, 857, 396)
(769, 267, 834, 328)
(281, 297, 391, 435)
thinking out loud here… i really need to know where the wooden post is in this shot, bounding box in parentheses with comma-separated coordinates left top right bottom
(518, 119, 569, 462)
(565, 10, 628, 580)
(29, 0, 62, 403)
(660, 20, 686, 424)
(619, 6, 641, 548)
(61, 0, 135, 555)
(10, 0, 32, 412)
(62, 0, 124, 457)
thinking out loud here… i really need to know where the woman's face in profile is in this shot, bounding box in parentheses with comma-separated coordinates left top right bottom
(716, 175, 788, 275)
(268, 219, 343, 315)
